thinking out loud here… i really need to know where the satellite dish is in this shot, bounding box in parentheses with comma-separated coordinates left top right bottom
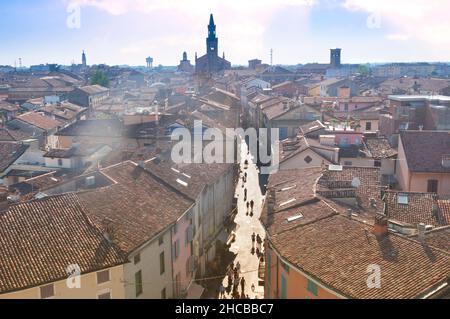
(351, 177, 361, 188)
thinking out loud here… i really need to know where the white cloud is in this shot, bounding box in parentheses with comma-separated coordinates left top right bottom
(68, 0, 317, 16)
(66, 0, 317, 65)
(386, 34, 411, 41)
(343, 0, 450, 51)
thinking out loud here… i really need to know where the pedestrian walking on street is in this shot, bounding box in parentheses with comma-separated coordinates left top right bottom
(236, 261, 241, 273)
(232, 285, 238, 299)
(244, 188, 247, 202)
(256, 234, 262, 251)
(219, 284, 225, 299)
(246, 202, 249, 215)
(240, 277, 246, 293)
(227, 274, 233, 288)
(251, 232, 256, 243)
(251, 283, 255, 292)
(250, 200, 254, 212)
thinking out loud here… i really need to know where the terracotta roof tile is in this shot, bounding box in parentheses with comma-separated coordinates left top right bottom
(0, 142, 28, 172)
(384, 192, 448, 227)
(78, 161, 194, 253)
(270, 214, 450, 298)
(364, 137, 397, 159)
(0, 193, 126, 294)
(400, 130, 450, 173)
(16, 112, 62, 131)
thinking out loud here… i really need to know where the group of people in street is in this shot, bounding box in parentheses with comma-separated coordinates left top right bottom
(219, 261, 251, 299)
(251, 232, 263, 256)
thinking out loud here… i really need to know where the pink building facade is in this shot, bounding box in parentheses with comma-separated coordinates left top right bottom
(171, 208, 195, 298)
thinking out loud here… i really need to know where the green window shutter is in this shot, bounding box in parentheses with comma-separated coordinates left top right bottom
(307, 279, 318, 296)
(135, 270, 143, 297)
(281, 275, 287, 299)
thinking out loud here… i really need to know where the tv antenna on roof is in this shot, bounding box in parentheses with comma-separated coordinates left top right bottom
(270, 48, 273, 66)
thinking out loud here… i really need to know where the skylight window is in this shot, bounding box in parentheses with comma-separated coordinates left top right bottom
(281, 185, 296, 191)
(280, 198, 295, 207)
(182, 173, 191, 179)
(171, 167, 181, 174)
(397, 193, 408, 205)
(176, 179, 188, 187)
(328, 164, 343, 171)
(287, 213, 303, 222)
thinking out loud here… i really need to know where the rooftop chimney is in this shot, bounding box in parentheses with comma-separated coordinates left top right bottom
(373, 213, 388, 237)
(347, 209, 353, 219)
(369, 197, 377, 208)
(417, 223, 426, 243)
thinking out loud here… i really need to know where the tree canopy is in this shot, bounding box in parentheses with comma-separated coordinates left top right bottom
(91, 70, 110, 87)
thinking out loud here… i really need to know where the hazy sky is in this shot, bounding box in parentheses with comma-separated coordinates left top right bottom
(1, 0, 450, 67)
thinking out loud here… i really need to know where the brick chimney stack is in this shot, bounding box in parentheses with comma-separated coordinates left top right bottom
(373, 213, 388, 237)
(417, 223, 426, 243)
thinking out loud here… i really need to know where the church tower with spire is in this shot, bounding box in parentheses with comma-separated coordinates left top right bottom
(206, 14, 218, 57)
(195, 14, 231, 75)
(81, 50, 87, 67)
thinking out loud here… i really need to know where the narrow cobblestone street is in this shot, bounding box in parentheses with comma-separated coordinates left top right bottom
(219, 141, 266, 299)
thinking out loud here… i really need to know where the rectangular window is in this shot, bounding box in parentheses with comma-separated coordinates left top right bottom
(307, 279, 318, 296)
(173, 240, 180, 260)
(374, 160, 382, 168)
(97, 270, 110, 284)
(160, 252, 165, 275)
(158, 236, 164, 246)
(344, 161, 353, 166)
(427, 180, 438, 193)
(365, 122, 372, 131)
(98, 292, 111, 299)
(40, 284, 54, 299)
(135, 270, 143, 297)
(133, 253, 141, 265)
(161, 287, 166, 299)
(279, 127, 288, 140)
(58, 158, 63, 166)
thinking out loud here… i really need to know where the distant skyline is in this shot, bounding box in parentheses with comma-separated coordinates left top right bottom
(1, 0, 450, 67)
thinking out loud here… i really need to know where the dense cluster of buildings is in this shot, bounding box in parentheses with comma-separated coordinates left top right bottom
(0, 13, 449, 299)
